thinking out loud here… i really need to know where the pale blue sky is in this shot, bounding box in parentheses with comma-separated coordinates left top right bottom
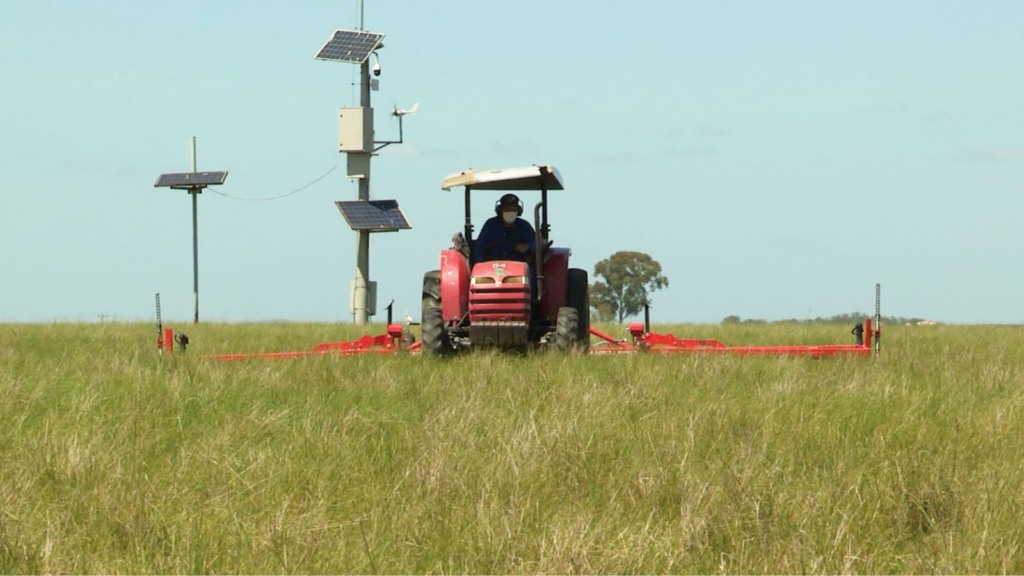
(2, 1, 1022, 324)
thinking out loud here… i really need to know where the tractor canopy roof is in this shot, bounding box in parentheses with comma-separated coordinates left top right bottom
(441, 165, 563, 192)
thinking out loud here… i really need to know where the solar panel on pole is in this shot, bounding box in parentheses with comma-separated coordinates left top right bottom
(315, 29, 384, 64)
(335, 200, 411, 231)
(154, 171, 229, 189)
(315, 25, 390, 326)
(152, 138, 228, 324)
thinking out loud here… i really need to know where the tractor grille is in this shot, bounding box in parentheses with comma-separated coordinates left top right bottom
(469, 276, 530, 323)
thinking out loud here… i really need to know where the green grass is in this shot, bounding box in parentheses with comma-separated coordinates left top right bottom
(1, 322, 1023, 573)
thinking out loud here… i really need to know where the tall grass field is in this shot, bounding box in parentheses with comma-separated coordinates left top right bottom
(2, 321, 1022, 573)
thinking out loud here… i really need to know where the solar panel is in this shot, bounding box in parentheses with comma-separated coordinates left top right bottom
(336, 199, 411, 231)
(315, 29, 384, 64)
(154, 171, 228, 188)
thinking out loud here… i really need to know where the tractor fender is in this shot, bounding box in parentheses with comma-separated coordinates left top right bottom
(440, 248, 470, 322)
(541, 248, 571, 320)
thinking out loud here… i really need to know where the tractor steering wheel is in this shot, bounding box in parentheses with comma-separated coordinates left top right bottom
(481, 241, 532, 262)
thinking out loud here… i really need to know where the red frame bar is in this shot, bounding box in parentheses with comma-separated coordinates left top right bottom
(176, 319, 875, 360)
(588, 318, 874, 357)
(202, 324, 417, 361)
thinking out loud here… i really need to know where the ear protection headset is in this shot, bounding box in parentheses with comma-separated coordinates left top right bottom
(495, 193, 523, 216)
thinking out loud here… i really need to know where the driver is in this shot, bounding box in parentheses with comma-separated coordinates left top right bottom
(474, 193, 536, 263)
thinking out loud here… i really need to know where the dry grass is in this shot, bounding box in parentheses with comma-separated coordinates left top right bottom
(1, 321, 1023, 573)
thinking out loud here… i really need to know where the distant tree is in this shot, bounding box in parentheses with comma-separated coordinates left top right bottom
(722, 315, 741, 324)
(589, 290, 615, 323)
(590, 251, 669, 323)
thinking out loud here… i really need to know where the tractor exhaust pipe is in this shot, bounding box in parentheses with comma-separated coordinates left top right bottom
(533, 202, 544, 301)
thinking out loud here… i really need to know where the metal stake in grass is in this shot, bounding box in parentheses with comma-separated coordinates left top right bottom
(155, 292, 163, 353)
(875, 283, 882, 356)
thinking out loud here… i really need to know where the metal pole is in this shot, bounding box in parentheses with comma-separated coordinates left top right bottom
(352, 59, 372, 325)
(156, 292, 163, 352)
(191, 136, 199, 324)
(874, 283, 881, 356)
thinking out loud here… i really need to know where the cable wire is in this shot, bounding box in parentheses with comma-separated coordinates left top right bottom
(208, 162, 343, 201)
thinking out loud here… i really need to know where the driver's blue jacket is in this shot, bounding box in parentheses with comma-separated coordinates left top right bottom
(474, 216, 536, 263)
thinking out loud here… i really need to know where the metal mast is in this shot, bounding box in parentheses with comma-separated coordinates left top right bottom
(190, 137, 199, 323)
(153, 139, 228, 324)
(354, 55, 372, 325)
(315, 21, 412, 325)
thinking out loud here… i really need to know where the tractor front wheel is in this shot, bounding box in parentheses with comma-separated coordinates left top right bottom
(421, 270, 452, 357)
(554, 306, 580, 351)
(567, 268, 590, 352)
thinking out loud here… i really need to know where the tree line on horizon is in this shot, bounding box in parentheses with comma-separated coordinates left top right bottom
(586, 250, 934, 327)
(720, 313, 934, 326)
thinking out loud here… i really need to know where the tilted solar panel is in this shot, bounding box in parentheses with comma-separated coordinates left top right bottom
(336, 199, 411, 231)
(154, 171, 229, 188)
(315, 29, 384, 64)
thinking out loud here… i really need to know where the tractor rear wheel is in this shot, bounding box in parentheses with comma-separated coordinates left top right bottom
(421, 270, 452, 356)
(567, 268, 590, 352)
(554, 306, 579, 351)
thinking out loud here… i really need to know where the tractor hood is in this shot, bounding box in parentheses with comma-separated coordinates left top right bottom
(441, 165, 564, 192)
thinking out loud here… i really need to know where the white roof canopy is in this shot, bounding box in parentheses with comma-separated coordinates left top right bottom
(441, 165, 564, 191)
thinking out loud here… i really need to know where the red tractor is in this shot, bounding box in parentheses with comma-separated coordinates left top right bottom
(421, 165, 590, 355)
